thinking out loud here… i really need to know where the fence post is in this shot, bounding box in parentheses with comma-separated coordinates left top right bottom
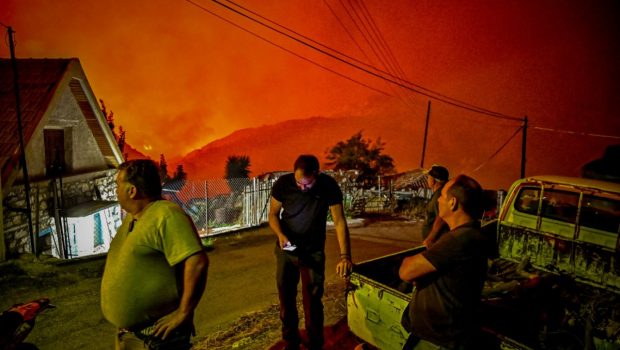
(252, 178, 256, 226)
(204, 180, 209, 233)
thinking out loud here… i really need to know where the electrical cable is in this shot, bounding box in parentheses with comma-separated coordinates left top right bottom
(211, 0, 522, 121)
(349, 0, 420, 111)
(352, 0, 400, 80)
(358, 0, 410, 86)
(332, 0, 419, 113)
(472, 126, 523, 173)
(531, 126, 620, 140)
(188, 0, 617, 142)
(222, 0, 518, 121)
(183, 0, 391, 96)
(322, 0, 371, 66)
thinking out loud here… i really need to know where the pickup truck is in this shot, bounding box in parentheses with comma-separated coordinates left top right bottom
(347, 176, 620, 350)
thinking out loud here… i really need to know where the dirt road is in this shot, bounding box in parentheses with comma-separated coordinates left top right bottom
(0, 218, 421, 350)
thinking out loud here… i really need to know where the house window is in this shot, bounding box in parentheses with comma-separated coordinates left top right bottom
(44, 129, 66, 176)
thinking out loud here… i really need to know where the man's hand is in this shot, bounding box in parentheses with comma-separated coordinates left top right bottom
(153, 309, 191, 339)
(336, 257, 353, 278)
(277, 234, 290, 250)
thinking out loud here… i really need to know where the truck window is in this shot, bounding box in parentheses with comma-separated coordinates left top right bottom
(541, 189, 579, 224)
(514, 187, 540, 214)
(580, 195, 620, 233)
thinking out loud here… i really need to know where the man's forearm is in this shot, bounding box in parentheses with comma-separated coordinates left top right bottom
(268, 214, 286, 240)
(335, 220, 351, 257)
(178, 252, 208, 316)
(425, 216, 447, 244)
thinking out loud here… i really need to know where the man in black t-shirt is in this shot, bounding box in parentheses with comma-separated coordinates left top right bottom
(269, 155, 352, 350)
(399, 174, 488, 350)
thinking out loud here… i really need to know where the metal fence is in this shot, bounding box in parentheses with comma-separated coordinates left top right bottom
(162, 177, 274, 236)
(335, 171, 431, 217)
(160, 173, 437, 237)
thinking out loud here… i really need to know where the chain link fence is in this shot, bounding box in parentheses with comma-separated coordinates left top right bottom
(329, 170, 431, 218)
(160, 171, 438, 238)
(162, 177, 274, 236)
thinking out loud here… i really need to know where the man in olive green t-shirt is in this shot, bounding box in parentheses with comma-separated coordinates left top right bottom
(101, 160, 208, 350)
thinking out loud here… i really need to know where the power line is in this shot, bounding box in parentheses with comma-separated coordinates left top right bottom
(472, 126, 523, 173)
(322, 0, 371, 66)
(531, 126, 620, 140)
(190, 0, 616, 142)
(346, 0, 420, 113)
(182, 0, 391, 96)
(330, 0, 419, 113)
(222, 0, 521, 121)
(210, 0, 523, 122)
(358, 0, 409, 86)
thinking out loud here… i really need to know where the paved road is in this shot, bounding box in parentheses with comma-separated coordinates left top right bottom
(193, 219, 421, 341)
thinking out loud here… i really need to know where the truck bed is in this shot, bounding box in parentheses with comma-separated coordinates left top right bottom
(347, 246, 620, 350)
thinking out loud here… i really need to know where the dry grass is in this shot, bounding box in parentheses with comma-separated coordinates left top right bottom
(194, 281, 348, 349)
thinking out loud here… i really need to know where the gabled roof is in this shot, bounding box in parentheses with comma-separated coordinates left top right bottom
(1, 59, 69, 182)
(0, 58, 123, 189)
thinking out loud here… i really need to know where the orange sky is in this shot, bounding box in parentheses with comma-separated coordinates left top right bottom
(1, 0, 619, 187)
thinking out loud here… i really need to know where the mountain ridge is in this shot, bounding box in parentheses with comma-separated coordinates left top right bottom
(178, 113, 421, 182)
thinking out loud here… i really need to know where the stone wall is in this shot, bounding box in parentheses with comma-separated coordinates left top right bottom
(2, 169, 117, 257)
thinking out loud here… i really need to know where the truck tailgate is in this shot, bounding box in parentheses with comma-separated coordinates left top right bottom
(347, 247, 423, 350)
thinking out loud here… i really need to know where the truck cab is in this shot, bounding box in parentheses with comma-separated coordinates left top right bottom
(498, 176, 620, 290)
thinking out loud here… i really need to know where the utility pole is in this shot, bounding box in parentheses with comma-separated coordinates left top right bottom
(521, 115, 528, 179)
(8, 26, 36, 255)
(420, 100, 431, 168)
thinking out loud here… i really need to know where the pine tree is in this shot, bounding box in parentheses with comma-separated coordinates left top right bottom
(172, 164, 187, 182)
(159, 154, 171, 183)
(100, 99, 127, 158)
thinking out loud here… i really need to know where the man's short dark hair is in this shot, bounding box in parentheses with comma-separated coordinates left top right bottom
(293, 155, 320, 176)
(448, 174, 484, 219)
(118, 159, 162, 200)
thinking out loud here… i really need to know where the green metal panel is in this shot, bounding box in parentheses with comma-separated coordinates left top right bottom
(347, 273, 410, 350)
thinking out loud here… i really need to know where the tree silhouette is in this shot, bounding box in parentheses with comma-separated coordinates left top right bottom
(225, 155, 251, 192)
(172, 164, 187, 182)
(159, 154, 171, 183)
(100, 99, 127, 158)
(117, 126, 126, 154)
(326, 131, 395, 183)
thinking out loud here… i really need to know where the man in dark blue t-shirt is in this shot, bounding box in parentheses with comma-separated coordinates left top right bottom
(269, 155, 352, 350)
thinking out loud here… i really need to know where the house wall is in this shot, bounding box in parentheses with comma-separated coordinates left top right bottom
(26, 87, 108, 180)
(2, 169, 117, 257)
